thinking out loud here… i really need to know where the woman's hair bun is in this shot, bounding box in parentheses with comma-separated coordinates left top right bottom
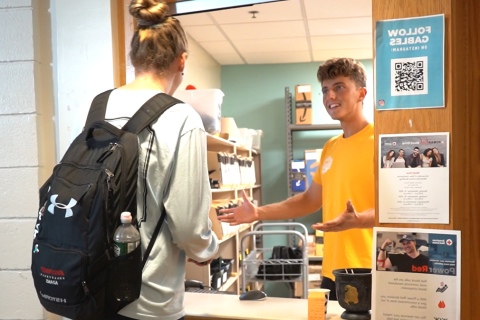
(129, 0, 169, 27)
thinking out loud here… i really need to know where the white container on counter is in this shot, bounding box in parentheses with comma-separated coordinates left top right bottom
(174, 89, 224, 134)
(251, 129, 263, 151)
(238, 128, 253, 149)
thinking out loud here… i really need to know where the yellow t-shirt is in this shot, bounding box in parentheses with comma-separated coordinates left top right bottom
(313, 123, 374, 280)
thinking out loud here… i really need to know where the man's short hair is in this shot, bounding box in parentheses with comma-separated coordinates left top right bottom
(414, 147, 420, 150)
(317, 57, 367, 88)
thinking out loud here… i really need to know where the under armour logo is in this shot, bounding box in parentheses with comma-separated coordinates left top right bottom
(48, 195, 77, 218)
(33, 223, 40, 239)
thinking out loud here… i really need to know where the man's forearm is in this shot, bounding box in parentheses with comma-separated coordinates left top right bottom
(257, 193, 320, 221)
(357, 208, 375, 228)
(377, 248, 387, 267)
(377, 248, 387, 260)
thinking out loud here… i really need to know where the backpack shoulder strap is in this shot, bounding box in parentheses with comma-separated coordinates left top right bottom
(142, 206, 166, 269)
(84, 89, 115, 128)
(123, 93, 183, 134)
(122, 93, 182, 268)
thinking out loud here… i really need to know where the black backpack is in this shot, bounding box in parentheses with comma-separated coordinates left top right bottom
(31, 90, 181, 320)
(256, 246, 303, 280)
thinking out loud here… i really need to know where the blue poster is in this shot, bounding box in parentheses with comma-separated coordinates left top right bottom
(375, 14, 444, 110)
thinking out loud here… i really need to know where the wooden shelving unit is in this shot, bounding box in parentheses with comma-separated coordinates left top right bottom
(185, 134, 262, 294)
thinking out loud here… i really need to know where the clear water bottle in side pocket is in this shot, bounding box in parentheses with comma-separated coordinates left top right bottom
(113, 212, 140, 257)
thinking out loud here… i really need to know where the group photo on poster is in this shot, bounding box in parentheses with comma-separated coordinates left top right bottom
(380, 136, 447, 169)
(372, 228, 461, 320)
(378, 133, 449, 224)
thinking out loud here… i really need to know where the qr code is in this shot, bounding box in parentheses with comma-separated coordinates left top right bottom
(391, 56, 428, 96)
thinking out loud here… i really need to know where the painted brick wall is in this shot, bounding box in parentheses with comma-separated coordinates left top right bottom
(0, 0, 53, 319)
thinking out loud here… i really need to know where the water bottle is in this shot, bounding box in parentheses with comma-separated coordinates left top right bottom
(113, 212, 140, 257)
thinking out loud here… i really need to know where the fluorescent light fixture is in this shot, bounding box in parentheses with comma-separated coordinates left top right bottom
(170, 0, 286, 15)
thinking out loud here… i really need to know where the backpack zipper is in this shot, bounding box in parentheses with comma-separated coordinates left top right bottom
(97, 143, 119, 163)
(104, 168, 116, 243)
(105, 168, 114, 191)
(119, 145, 126, 214)
(82, 281, 92, 297)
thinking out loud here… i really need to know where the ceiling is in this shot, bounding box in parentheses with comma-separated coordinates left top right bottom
(175, 0, 373, 65)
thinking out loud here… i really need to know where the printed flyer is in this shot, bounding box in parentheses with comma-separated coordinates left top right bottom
(379, 133, 449, 224)
(375, 14, 445, 110)
(372, 227, 461, 320)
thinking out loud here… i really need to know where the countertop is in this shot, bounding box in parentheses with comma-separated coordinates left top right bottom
(184, 292, 345, 320)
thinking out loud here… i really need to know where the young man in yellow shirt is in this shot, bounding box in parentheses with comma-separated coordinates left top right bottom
(218, 58, 375, 300)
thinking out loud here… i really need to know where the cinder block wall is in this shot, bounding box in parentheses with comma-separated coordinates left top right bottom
(0, 0, 55, 319)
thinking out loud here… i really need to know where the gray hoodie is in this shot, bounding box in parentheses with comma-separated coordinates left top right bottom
(102, 89, 218, 320)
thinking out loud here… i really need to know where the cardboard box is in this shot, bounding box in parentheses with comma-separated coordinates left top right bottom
(298, 234, 315, 247)
(295, 107, 313, 125)
(295, 84, 313, 125)
(315, 231, 324, 257)
(294, 263, 323, 297)
(307, 234, 316, 256)
(294, 277, 322, 297)
(295, 281, 322, 297)
(295, 84, 312, 102)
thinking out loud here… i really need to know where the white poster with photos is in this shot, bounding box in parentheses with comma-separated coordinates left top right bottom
(379, 132, 449, 224)
(372, 227, 461, 320)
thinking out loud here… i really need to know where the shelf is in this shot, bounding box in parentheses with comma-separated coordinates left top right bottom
(211, 188, 236, 193)
(207, 134, 259, 154)
(187, 129, 262, 296)
(218, 223, 254, 244)
(207, 134, 234, 148)
(219, 274, 239, 291)
(285, 87, 342, 248)
(288, 124, 342, 131)
(237, 146, 259, 155)
(211, 185, 261, 193)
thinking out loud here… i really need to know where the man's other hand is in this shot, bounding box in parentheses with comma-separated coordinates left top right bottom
(312, 200, 360, 232)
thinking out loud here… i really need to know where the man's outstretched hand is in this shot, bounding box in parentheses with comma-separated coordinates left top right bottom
(312, 200, 363, 232)
(217, 190, 258, 226)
